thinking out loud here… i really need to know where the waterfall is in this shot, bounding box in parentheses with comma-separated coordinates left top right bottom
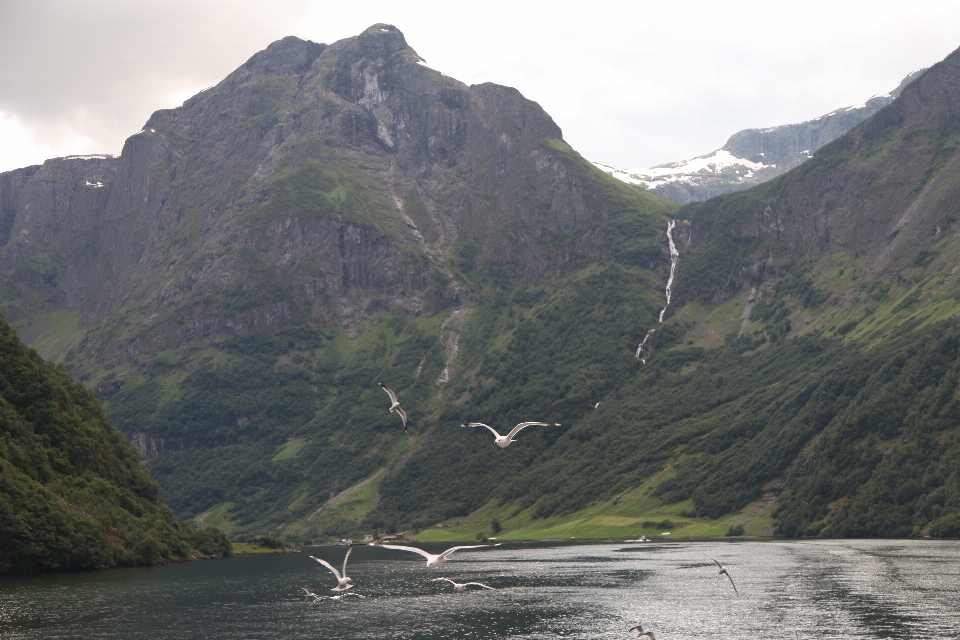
(636, 220, 680, 360)
(634, 329, 655, 359)
(659, 220, 679, 322)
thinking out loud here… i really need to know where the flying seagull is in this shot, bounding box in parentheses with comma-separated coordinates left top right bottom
(310, 546, 354, 591)
(378, 383, 407, 431)
(461, 422, 560, 448)
(432, 577, 497, 592)
(629, 623, 656, 639)
(302, 588, 365, 605)
(370, 542, 500, 568)
(594, 402, 601, 409)
(705, 554, 738, 594)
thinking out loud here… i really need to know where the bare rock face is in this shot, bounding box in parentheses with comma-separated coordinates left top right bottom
(0, 25, 651, 367)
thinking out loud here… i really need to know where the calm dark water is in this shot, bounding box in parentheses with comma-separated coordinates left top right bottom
(1, 539, 958, 639)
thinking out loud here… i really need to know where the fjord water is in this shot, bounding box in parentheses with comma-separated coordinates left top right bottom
(1, 540, 958, 639)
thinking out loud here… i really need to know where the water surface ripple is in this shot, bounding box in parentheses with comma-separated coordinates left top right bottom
(1, 540, 958, 639)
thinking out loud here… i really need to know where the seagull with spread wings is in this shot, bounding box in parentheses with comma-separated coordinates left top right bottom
(629, 623, 656, 639)
(310, 546, 354, 591)
(370, 542, 500, 568)
(461, 421, 560, 448)
(378, 383, 408, 431)
(302, 587, 365, 605)
(432, 577, 497, 592)
(704, 554, 739, 594)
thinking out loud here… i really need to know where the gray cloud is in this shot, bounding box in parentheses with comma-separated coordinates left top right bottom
(0, 0, 309, 156)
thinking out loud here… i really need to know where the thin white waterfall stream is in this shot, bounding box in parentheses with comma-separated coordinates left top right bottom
(636, 220, 679, 360)
(659, 219, 679, 322)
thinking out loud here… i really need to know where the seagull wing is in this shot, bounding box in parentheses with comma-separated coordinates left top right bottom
(431, 577, 457, 586)
(378, 383, 399, 405)
(724, 571, 739, 595)
(396, 407, 407, 431)
(439, 543, 498, 560)
(462, 422, 502, 439)
(310, 555, 343, 580)
(464, 582, 497, 590)
(704, 553, 723, 570)
(376, 544, 434, 560)
(341, 546, 352, 577)
(505, 421, 559, 441)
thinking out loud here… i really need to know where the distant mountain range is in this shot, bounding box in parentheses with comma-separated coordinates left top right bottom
(595, 70, 926, 203)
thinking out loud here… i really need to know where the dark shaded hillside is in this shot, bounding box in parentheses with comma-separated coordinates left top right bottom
(0, 316, 228, 573)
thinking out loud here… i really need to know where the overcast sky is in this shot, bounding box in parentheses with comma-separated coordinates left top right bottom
(2, 0, 959, 173)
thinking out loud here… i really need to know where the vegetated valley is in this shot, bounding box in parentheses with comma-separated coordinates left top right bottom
(1, 25, 959, 547)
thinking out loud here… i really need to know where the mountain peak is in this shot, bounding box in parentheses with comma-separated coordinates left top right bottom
(242, 35, 325, 75)
(357, 23, 408, 56)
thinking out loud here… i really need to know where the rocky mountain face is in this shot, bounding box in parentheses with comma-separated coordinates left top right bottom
(0, 26, 665, 366)
(0, 25, 676, 539)
(597, 70, 925, 203)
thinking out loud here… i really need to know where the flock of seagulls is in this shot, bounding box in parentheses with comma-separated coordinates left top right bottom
(379, 380, 560, 447)
(336, 383, 736, 635)
(303, 542, 499, 603)
(304, 542, 741, 639)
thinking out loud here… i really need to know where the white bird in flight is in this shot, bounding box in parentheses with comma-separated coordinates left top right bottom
(310, 546, 354, 591)
(302, 587, 365, 605)
(432, 577, 498, 592)
(629, 623, 656, 639)
(461, 421, 560, 448)
(705, 554, 738, 594)
(378, 383, 408, 431)
(371, 542, 500, 568)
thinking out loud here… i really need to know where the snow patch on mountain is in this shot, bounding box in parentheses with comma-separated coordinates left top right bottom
(595, 149, 773, 190)
(594, 69, 926, 204)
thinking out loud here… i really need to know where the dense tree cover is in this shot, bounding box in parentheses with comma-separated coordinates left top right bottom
(115, 249, 960, 540)
(119, 317, 450, 535)
(367, 283, 960, 538)
(0, 316, 229, 573)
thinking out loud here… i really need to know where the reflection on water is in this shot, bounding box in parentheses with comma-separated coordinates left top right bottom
(1, 540, 958, 639)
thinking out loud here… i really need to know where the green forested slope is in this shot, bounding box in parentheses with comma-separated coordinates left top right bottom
(0, 316, 229, 574)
